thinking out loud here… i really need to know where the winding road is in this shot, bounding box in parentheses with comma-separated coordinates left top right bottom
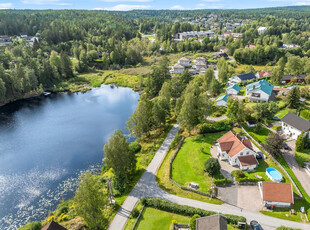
(108, 124, 310, 230)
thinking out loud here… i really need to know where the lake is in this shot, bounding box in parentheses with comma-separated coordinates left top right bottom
(0, 85, 139, 229)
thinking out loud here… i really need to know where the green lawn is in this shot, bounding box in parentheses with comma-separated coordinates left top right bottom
(134, 207, 239, 230)
(295, 149, 310, 167)
(171, 132, 225, 193)
(244, 125, 271, 144)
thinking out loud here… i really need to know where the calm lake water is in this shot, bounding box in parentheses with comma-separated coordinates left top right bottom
(0, 84, 139, 229)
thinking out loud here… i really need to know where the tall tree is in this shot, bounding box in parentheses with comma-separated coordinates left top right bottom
(60, 51, 74, 78)
(217, 57, 229, 83)
(286, 87, 300, 109)
(127, 93, 153, 137)
(152, 96, 170, 128)
(264, 133, 284, 157)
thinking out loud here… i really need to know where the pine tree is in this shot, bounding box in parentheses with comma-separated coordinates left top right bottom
(287, 87, 300, 109)
(296, 131, 305, 152)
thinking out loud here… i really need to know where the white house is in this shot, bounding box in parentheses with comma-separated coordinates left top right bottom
(258, 27, 268, 35)
(245, 79, 274, 102)
(215, 94, 229, 107)
(178, 57, 192, 67)
(195, 61, 207, 71)
(258, 182, 294, 208)
(215, 131, 258, 169)
(281, 113, 310, 140)
(193, 57, 206, 64)
(226, 84, 241, 95)
(170, 63, 185, 74)
(228, 73, 256, 84)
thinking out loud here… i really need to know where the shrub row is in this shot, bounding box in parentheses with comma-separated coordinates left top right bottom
(141, 198, 246, 225)
(198, 120, 232, 134)
(237, 177, 261, 183)
(214, 178, 232, 186)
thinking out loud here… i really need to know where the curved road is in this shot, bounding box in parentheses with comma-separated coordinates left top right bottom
(108, 124, 310, 230)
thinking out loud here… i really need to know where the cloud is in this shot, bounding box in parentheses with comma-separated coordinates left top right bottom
(21, 0, 71, 5)
(0, 3, 12, 9)
(195, 3, 225, 9)
(104, 4, 151, 10)
(101, 0, 152, 2)
(170, 5, 184, 10)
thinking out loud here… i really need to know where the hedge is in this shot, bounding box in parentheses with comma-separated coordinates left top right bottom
(141, 198, 246, 225)
(198, 120, 232, 134)
(214, 178, 232, 186)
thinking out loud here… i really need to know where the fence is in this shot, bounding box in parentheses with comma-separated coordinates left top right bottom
(131, 205, 145, 230)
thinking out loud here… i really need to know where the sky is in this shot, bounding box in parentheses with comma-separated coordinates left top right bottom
(0, 0, 310, 11)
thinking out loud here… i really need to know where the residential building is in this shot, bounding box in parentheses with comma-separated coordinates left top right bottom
(195, 61, 207, 71)
(258, 27, 268, 34)
(193, 57, 206, 64)
(41, 220, 67, 230)
(216, 94, 229, 107)
(20, 32, 28, 38)
(226, 84, 241, 95)
(170, 63, 185, 74)
(258, 182, 294, 208)
(215, 131, 257, 169)
(213, 52, 228, 60)
(229, 73, 256, 84)
(256, 70, 271, 78)
(281, 75, 306, 84)
(196, 215, 227, 230)
(175, 31, 215, 40)
(178, 57, 192, 67)
(282, 44, 300, 49)
(245, 79, 274, 102)
(220, 46, 228, 53)
(281, 113, 310, 140)
(245, 44, 256, 49)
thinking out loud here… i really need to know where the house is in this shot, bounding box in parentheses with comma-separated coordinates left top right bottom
(170, 63, 185, 74)
(196, 215, 227, 230)
(41, 221, 67, 230)
(237, 155, 259, 171)
(245, 79, 274, 102)
(199, 67, 207, 74)
(257, 27, 268, 35)
(281, 113, 310, 140)
(178, 57, 191, 67)
(282, 44, 300, 49)
(281, 75, 306, 84)
(215, 131, 257, 168)
(213, 52, 228, 60)
(20, 32, 28, 38)
(216, 94, 229, 107)
(188, 68, 198, 75)
(195, 61, 207, 71)
(220, 46, 228, 53)
(193, 57, 206, 64)
(175, 31, 215, 40)
(256, 70, 271, 78)
(258, 182, 294, 208)
(226, 84, 241, 95)
(245, 44, 256, 49)
(229, 73, 256, 84)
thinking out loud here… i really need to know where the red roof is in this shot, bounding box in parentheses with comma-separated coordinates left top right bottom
(217, 131, 255, 158)
(238, 155, 258, 166)
(261, 182, 294, 204)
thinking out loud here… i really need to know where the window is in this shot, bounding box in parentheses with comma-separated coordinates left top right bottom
(240, 153, 243, 156)
(247, 152, 249, 155)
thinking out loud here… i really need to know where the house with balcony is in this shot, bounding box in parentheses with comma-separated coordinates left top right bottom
(245, 79, 274, 102)
(215, 131, 258, 170)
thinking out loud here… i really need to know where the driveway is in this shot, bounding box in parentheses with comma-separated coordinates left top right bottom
(283, 139, 310, 197)
(207, 115, 228, 122)
(217, 185, 263, 212)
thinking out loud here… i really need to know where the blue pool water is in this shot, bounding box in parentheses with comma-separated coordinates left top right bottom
(266, 168, 283, 182)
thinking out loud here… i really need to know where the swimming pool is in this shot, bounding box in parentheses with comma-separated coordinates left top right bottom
(266, 168, 283, 182)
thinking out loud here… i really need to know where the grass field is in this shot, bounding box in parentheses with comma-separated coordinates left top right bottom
(171, 132, 225, 193)
(295, 149, 310, 167)
(243, 125, 271, 144)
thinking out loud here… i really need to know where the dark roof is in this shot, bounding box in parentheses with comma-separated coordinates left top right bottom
(196, 214, 227, 230)
(236, 73, 256, 81)
(281, 113, 310, 132)
(238, 155, 258, 166)
(282, 75, 306, 81)
(41, 221, 67, 230)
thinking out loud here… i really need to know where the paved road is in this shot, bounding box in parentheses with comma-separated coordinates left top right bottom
(108, 123, 310, 230)
(207, 115, 228, 122)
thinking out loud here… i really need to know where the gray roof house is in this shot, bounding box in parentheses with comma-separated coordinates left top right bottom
(281, 113, 310, 140)
(196, 215, 227, 230)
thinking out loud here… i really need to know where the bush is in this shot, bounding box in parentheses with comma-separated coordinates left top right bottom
(19, 222, 42, 230)
(198, 120, 232, 134)
(141, 198, 246, 224)
(129, 142, 142, 154)
(233, 170, 245, 179)
(190, 214, 201, 230)
(131, 208, 140, 218)
(204, 158, 221, 177)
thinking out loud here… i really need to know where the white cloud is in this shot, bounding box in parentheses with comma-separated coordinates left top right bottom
(101, 0, 152, 2)
(21, 0, 71, 5)
(104, 4, 151, 11)
(195, 3, 225, 9)
(0, 3, 12, 9)
(170, 5, 184, 10)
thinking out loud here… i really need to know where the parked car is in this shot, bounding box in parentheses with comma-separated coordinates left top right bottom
(255, 152, 264, 160)
(250, 220, 263, 230)
(272, 116, 280, 121)
(283, 143, 290, 150)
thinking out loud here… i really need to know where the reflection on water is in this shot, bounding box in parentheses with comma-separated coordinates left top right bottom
(0, 85, 139, 229)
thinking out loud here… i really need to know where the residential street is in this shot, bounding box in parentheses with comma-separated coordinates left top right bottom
(108, 124, 310, 230)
